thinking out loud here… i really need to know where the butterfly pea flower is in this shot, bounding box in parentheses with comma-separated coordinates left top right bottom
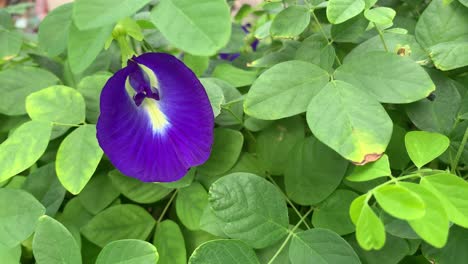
(97, 53, 214, 182)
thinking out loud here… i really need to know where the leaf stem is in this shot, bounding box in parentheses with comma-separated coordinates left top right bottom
(451, 126, 468, 174)
(156, 189, 178, 225)
(267, 207, 314, 264)
(221, 105, 257, 143)
(374, 23, 389, 52)
(310, 10, 342, 66)
(221, 96, 245, 108)
(266, 174, 311, 229)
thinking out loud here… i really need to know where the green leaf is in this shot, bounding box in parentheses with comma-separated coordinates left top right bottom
(199, 206, 227, 238)
(244, 60, 329, 120)
(306, 80, 392, 164)
(345, 32, 428, 63)
(73, 0, 151, 29)
(77, 72, 112, 123)
(415, 0, 468, 70)
(422, 225, 468, 264)
(0, 244, 21, 264)
(335, 51, 435, 103)
(254, 21, 272, 39)
(346, 154, 391, 182)
(199, 78, 226, 118)
(355, 203, 386, 250)
(215, 80, 243, 126)
(68, 22, 113, 73)
(208, 173, 289, 248)
(0, 66, 59, 115)
(373, 184, 426, 220)
(219, 24, 245, 53)
(364, 7, 396, 25)
(189, 239, 259, 264)
(176, 182, 208, 230)
(38, 3, 72, 56)
(386, 125, 410, 170)
(406, 70, 462, 134)
(77, 174, 120, 214)
(257, 238, 291, 264)
(0, 188, 45, 247)
(399, 182, 449, 248)
(56, 125, 103, 194)
(153, 220, 186, 264)
(347, 234, 409, 264)
(212, 64, 257, 88)
(404, 131, 450, 168)
(109, 170, 173, 204)
(26, 85, 86, 125)
(349, 194, 366, 224)
(181, 229, 218, 258)
(198, 128, 244, 176)
(0, 121, 52, 183)
(184, 54, 209, 77)
(295, 35, 336, 72)
(227, 152, 265, 177)
(22, 163, 66, 216)
(0, 9, 13, 29)
(327, 0, 365, 24)
(420, 173, 468, 228)
(331, 13, 368, 43)
(151, 0, 231, 56)
(96, 239, 159, 264)
(270, 6, 311, 38)
(285, 137, 347, 205)
(81, 204, 156, 247)
(158, 168, 195, 189)
(0, 30, 22, 60)
(257, 117, 305, 175)
(59, 197, 93, 230)
(312, 190, 359, 235)
(289, 229, 360, 264)
(33, 216, 81, 264)
(249, 40, 299, 68)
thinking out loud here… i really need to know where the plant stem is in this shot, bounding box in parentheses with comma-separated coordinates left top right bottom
(374, 23, 389, 52)
(267, 207, 314, 264)
(156, 189, 178, 225)
(221, 105, 257, 143)
(452, 126, 468, 174)
(310, 10, 342, 66)
(266, 174, 311, 229)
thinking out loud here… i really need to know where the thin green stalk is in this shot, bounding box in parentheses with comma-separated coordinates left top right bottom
(266, 174, 311, 229)
(221, 106, 243, 125)
(221, 97, 245, 108)
(221, 105, 257, 143)
(452, 126, 468, 173)
(156, 189, 178, 225)
(310, 11, 342, 66)
(267, 207, 314, 264)
(374, 23, 389, 52)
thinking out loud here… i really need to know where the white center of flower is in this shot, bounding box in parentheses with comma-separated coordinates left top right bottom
(142, 99, 170, 133)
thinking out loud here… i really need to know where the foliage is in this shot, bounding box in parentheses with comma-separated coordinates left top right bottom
(1, 0, 468, 263)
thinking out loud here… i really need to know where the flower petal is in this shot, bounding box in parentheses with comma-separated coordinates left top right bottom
(97, 53, 214, 182)
(134, 53, 214, 167)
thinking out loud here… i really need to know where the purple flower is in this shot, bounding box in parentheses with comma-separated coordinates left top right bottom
(97, 53, 214, 182)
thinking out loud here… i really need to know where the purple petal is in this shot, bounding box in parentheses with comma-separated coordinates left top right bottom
(97, 53, 214, 182)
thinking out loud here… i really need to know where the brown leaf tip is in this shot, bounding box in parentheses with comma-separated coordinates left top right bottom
(353, 153, 383, 166)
